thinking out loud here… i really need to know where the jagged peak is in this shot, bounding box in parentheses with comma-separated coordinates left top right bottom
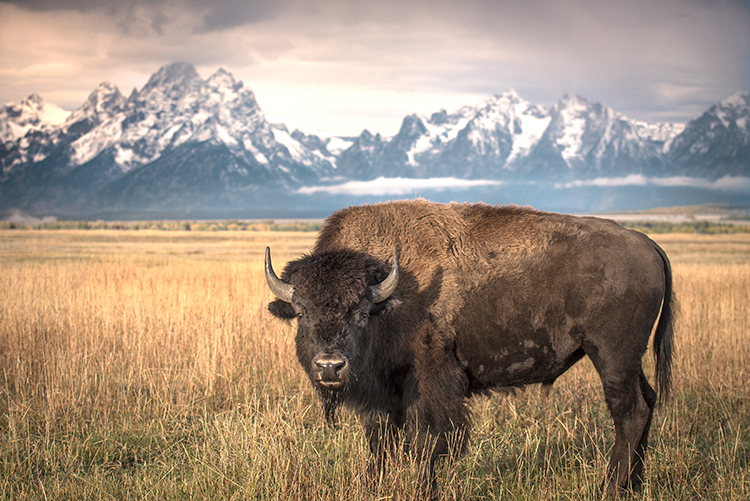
(205, 68, 252, 104)
(718, 92, 749, 110)
(492, 88, 523, 103)
(429, 109, 449, 125)
(556, 93, 592, 109)
(478, 89, 538, 115)
(88, 82, 123, 105)
(207, 67, 238, 86)
(67, 82, 124, 123)
(554, 95, 620, 125)
(701, 92, 750, 133)
(93, 81, 120, 93)
(0, 92, 70, 143)
(399, 113, 426, 129)
(143, 62, 201, 91)
(354, 129, 384, 144)
(21, 93, 45, 108)
(15, 93, 69, 125)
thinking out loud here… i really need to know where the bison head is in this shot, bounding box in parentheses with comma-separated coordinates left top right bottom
(265, 247, 399, 421)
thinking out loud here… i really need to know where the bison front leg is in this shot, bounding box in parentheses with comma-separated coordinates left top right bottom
(364, 412, 444, 500)
(403, 322, 472, 496)
(403, 396, 470, 499)
(363, 414, 401, 483)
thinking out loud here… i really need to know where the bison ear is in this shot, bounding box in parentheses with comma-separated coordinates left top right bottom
(268, 299, 296, 319)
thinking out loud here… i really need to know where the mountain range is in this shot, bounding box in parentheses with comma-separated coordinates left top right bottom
(1, 62, 748, 216)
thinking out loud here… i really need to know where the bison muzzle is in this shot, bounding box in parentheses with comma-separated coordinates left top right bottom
(265, 199, 676, 496)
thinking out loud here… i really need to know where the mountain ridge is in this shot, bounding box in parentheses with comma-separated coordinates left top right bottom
(1, 63, 748, 215)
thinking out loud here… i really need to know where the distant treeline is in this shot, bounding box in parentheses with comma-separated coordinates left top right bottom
(0, 219, 323, 232)
(1, 218, 749, 234)
(619, 220, 750, 234)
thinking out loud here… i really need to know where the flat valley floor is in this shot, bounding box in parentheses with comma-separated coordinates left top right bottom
(1, 230, 748, 500)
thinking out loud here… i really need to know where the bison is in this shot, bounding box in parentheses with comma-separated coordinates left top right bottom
(265, 199, 675, 495)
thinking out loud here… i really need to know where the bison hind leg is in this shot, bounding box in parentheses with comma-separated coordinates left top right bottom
(600, 366, 655, 494)
(631, 369, 657, 484)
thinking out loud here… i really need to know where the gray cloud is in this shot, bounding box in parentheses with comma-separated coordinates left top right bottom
(1, 0, 285, 31)
(0, 0, 748, 135)
(199, 1, 284, 31)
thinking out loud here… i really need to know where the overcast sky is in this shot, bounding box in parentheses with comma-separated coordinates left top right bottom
(1, 0, 748, 136)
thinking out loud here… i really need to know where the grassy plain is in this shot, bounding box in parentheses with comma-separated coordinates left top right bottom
(0, 229, 748, 500)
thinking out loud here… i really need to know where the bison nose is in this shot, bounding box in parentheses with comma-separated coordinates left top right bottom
(314, 354, 348, 387)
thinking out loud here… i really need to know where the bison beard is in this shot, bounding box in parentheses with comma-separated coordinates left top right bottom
(265, 199, 675, 497)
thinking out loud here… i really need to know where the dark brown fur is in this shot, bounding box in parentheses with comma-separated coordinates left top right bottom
(267, 199, 675, 495)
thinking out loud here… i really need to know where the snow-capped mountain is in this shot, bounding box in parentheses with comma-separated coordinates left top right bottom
(336, 90, 555, 179)
(0, 94, 69, 144)
(0, 63, 336, 212)
(518, 94, 686, 179)
(339, 90, 691, 182)
(37, 63, 334, 180)
(668, 93, 750, 179)
(0, 62, 747, 215)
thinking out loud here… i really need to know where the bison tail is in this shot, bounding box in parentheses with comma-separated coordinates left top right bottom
(653, 243, 677, 402)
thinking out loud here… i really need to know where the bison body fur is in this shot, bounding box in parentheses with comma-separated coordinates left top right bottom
(266, 199, 675, 494)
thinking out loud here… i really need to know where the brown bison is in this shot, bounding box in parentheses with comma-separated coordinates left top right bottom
(265, 199, 675, 495)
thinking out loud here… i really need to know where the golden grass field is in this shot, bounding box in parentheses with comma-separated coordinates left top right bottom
(1, 229, 749, 500)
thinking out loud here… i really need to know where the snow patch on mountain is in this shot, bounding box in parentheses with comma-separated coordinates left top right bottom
(324, 137, 355, 156)
(272, 126, 308, 163)
(717, 92, 749, 129)
(555, 96, 589, 162)
(69, 116, 123, 166)
(0, 94, 70, 143)
(632, 120, 685, 151)
(503, 92, 551, 163)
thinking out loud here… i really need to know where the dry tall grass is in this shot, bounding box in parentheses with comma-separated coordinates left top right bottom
(1, 230, 748, 500)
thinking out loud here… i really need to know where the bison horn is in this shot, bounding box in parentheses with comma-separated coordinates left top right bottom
(265, 247, 294, 303)
(371, 248, 399, 304)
